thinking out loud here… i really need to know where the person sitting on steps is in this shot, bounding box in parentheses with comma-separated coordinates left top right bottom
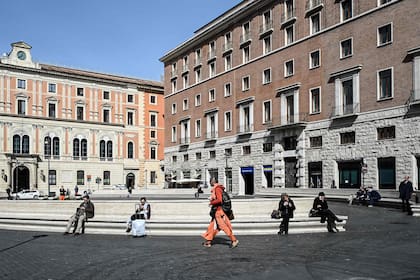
(312, 192, 342, 233)
(64, 195, 95, 235)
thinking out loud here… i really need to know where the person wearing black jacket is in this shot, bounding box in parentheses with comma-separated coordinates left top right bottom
(278, 193, 295, 235)
(399, 176, 414, 215)
(64, 195, 95, 235)
(312, 192, 342, 233)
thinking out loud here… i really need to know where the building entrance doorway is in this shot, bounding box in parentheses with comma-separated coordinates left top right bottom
(285, 158, 297, 188)
(241, 166, 254, 195)
(308, 162, 322, 188)
(126, 173, 135, 189)
(13, 165, 30, 192)
(338, 161, 361, 188)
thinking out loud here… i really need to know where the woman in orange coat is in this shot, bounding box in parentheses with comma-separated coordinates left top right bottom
(201, 177, 239, 248)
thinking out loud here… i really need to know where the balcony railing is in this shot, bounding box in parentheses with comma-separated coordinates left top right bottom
(237, 124, 254, 134)
(222, 41, 233, 53)
(281, 8, 296, 25)
(182, 65, 189, 73)
(194, 58, 202, 68)
(205, 131, 218, 140)
(267, 113, 308, 129)
(331, 103, 360, 118)
(305, 0, 323, 11)
(170, 70, 177, 78)
(259, 20, 273, 35)
(207, 50, 216, 61)
(240, 32, 251, 45)
(179, 137, 190, 145)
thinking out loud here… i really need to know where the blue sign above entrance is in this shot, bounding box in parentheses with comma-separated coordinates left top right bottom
(241, 166, 254, 174)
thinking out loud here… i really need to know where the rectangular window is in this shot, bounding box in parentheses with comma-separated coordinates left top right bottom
(340, 131, 355, 144)
(209, 89, 216, 102)
(378, 23, 392, 46)
(263, 68, 271, 84)
(195, 119, 201, 138)
(171, 80, 177, 93)
(378, 157, 395, 189)
(340, 38, 353, 59)
(310, 13, 320, 34)
(77, 170, 85, 185)
(103, 171, 110, 185)
(151, 147, 157, 160)
(17, 99, 26, 115)
(224, 83, 232, 97)
(183, 99, 188, 110)
(127, 94, 134, 103)
(225, 54, 232, 71)
(225, 148, 232, 157)
(341, 0, 352, 21)
(243, 46, 250, 63)
(171, 103, 177, 114)
(171, 126, 177, 143)
(378, 68, 393, 100)
(263, 35, 272, 54)
(17, 79, 26, 89)
(196, 152, 202, 160)
(195, 68, 201, 83)
(150, 171, 156, 184)
(284, 136, 297, 150)
(209, 62, 216, 77)
(377, 126, 395, 140)
(208, 41, 216, 60)
(263, 100, 272, 123)
(209, 150, 216, 159)
(103, 109, 110, 123)
(195, 94, 201, 106)
(310, 87, 321, 114)
(224, 111, 232, 131)
(103, 91, 110, 100)
(309, 50, 320, 69)
(172, 155, 177, 163)
(150, 130, 156, 139)
(183, 74, 189, 88)
(310, 136, 323, 148)
(77, 87, 84, 96)
(243, 145, 251, 155)
(150, 95, 157, 104)
(49, 170, 56, 186)
(48, 103, 56, 118)
(150, 113, 157, 127)
(285, 60, 294, 77)
(48, 83, 57, 93)
(242, 76, 250, 91)
(127, 111, 134, 125)
(195, 49, 201, 65)
(183, 154, 188, 162)
(76, 106, 84, 121)
(285, 25, 294, 45)
(263, 142, 273, 153)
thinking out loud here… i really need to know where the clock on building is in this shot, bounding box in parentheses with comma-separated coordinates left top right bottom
(17, 51, 26, 60)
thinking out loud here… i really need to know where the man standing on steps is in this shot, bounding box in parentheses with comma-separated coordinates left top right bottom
(201, 177, 239, 249)
(399, 176, 414, 215)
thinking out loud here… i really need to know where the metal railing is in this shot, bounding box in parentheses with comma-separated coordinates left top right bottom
(331, 103, 360, 117)
(240, 32, 251, 45)
(205, 131, 218, 140)
(207, 50, 216, 61)
(281, 8, 296, 24)
(305, 0, 323, 11)
(179, 137, 190, 145)
(237, 124, 254, 134)
(222, 41, 233, 53)
(259, 20, 273, 35)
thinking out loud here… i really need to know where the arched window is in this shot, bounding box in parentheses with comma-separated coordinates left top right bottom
(53, 137, 60, 158)
(128, 142, 134, 159)
(107, 141, 113, 160)
(22, 135, 29, 153)
(44, 136, 51, 157)
(100, 140, 106, 160)
(81, 139, 88, 160)
(13, 135, 21, 154)
(73, 139, 80, 159)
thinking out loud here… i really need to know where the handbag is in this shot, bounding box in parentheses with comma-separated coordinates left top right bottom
(308, 208, 319, 217)
(271, 209, 280, 219)
(227, 210, 235, 220)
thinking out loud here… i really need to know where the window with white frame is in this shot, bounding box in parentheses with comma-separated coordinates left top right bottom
(77, 87, 84, 96)
(341, 0, 353, 22)
(310, 13, 320, 34)
(17, 79, 26, 89)
(150, 112, 157, 127)
(309, 50, 320, 69)
(171, 103, 177, 114)
(195, 94, 201, 106)
(263, 68, 271, 84)
(103, 91, 110, 100)
(171, 79, 177, 93)
(310, 87, 321, 114)
(48, 83, 56, 93)
(76, 106, 84, 121)
(48, 102, 56, 118)
(208, 41, 216, 60)
(242, 76, 250, 91)
(150, 146, 157, 160)
(224, 32, 232, 52)
(103, 109, 110, 123)
(172, 62, 177, 74)
(243, 45, 250, 63)
(225, 54, 232, 71)
(195, 68, 201, 83)
(209, 62, 216, 77)
(180, 120, 190, 144)
(263, 35, 272, 55)
(150, 130, 157, 139)
(285, 0, 294, 19)
(195, 119, 201, 137)
(239, 103, 253, 133)
(127, 94, 134, 103)
(278, 86, 300, 125)
(284, 60, 294, 77)
(262, 10, 272, 32)
(127, 111, 134, 125)
(209, 89, 216, 102)
(206, 112, 218, 139)
(263, 100, 272, 123)
(242, 22, 250, 42)
(377, 23, 392, 47)
(195, 48, 201, 65)
(378, 68, 393, 100)
(171, 126, 177, 142)
(331, 68, 361, 117)
(340, 38, 353, 59)
(224, 111, 232, 131)
(285, 25, 294, 45)
(183, 74, 189, 88)
(183, 98, 189, 110)
(224, 82, 232, 97)
(183, 56, 188, 71)
(17, 99, 26, 115)
(150, 95, 157, 105)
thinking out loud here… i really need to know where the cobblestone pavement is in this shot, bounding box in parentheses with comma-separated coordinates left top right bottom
(0, 202, 419, 280)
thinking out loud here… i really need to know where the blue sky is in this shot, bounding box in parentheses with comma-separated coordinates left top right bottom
(0, 0, 241, 82)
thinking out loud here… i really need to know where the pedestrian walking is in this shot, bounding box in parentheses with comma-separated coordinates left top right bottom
(311, 192, 342, 233)
(74, 185, 79, 197)
(201, 177, 239, 248)
(278, 193, 295, 235)
(59, 186, 66, 200)
(399, 176, 414, 215)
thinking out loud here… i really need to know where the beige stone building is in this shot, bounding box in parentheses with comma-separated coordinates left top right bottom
(0, 42, 164, 195)
(160, 0, 420, 195)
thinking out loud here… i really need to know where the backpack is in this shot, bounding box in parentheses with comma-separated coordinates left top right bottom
(221, 190, 232, 213)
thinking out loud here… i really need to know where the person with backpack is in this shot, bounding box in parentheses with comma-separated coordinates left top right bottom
(201, 177, 238, 249)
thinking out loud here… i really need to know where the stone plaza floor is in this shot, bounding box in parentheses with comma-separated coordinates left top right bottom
(0, 202, 419, 280)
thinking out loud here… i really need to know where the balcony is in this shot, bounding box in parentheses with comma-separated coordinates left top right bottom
(237, 124, 254, 135)
(305, 0, 324, 17)
(222, 41, 233, 55)
(207, 50, 216, 62)
(179, 137, 190, 145)
(281, 8, 297, 28)
(205, 131, 218, 140)
(331, 103, 360, 119)
(259, 20, 274, 37)
(170, 70, 178, 80)
(240, 32, 251, 47)
(182, 65, 189, 74)
(268, 113, 308, 130)
(194, 58, 202, 69)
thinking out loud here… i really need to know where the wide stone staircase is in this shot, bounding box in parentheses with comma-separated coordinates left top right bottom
(0, 197, 348, 236)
